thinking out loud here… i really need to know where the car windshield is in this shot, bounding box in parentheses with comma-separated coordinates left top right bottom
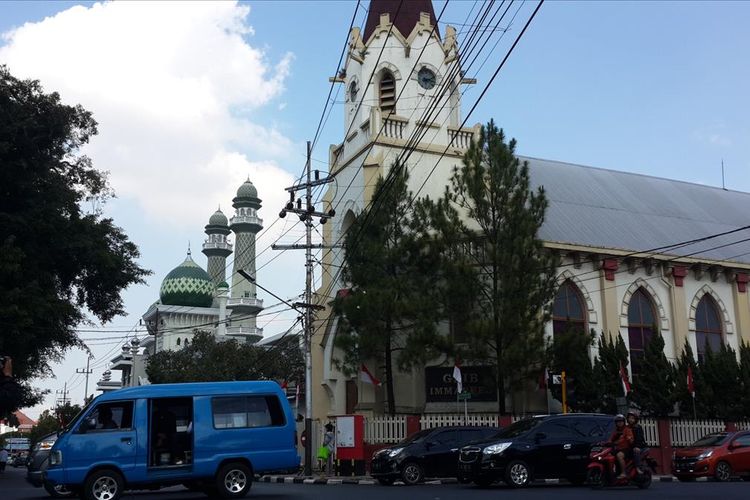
(399, 428, 433, 445)
(60, 397, 97, 434)
(691, 433, 729, 447)
(492, 418, 541, 439)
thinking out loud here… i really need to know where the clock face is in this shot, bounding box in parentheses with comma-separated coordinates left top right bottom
(349, 81, 358, 102)
(418, 67, 436, 90)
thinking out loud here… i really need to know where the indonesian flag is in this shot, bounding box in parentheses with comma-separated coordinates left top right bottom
(687, 365, 695, 397)
(453, 362, 463, 394)
(360, 364, 382, 386)
(538, 367, 548, 390)
(280, 380, 288, 390)
(620, 363, 631, 396)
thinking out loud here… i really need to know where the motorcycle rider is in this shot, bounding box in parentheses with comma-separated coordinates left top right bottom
(608, 414, 634, 479)
(627, 410, 647, 473)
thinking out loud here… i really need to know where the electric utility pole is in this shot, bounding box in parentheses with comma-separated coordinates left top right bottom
(76, 355, 94, 403)
(55, 383, 70, 407)
(275, 140, 334, 476)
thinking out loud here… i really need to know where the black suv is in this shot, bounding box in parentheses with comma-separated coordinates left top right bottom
(371, 425, 501, 485)
(26, 433, 74, 497)
(458, 414, 613, 488)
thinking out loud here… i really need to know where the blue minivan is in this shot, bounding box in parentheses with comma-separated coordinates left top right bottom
(44, 381, 299, 499)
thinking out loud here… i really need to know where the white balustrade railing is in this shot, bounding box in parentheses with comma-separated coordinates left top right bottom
(670, 419, 725, 447)
(382, 117, 405, 139)
(364, 415, 407, 444)
(420, 413, 500, 429)
(639, 417, 660, 446)
(735, 421, 750, 431)
(448, 127, 475, 149)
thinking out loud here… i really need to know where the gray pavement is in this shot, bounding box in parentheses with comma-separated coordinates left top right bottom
(1, 465, 748, 500)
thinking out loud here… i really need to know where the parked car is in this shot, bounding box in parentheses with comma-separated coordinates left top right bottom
(673, 431, 750, 482)
(27, 433, 74, 497)
(371, 425, 501, 485)
(458, 413, 614, 488)
(43, 381, 300, 500)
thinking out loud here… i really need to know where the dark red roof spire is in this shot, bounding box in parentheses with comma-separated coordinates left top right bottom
(363, 0, 439, 41)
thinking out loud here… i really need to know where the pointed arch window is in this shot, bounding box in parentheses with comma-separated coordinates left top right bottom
(695, 295, 722, 362)
(176, 338, 181, 346)
(627, 288, 656, 375)
(552, 280, 586, 337)
(379, 71, 396, 113)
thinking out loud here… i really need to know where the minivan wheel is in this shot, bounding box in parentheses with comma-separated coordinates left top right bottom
(44, 482, 74, 498)
(714, 461, 732, 482)
(83, 469, 123, 500)
(504, 460, 531, 488)
(216, 462, 253, 498)
(400, 462, 424, 485)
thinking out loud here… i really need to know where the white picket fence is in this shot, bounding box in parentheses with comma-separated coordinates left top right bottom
(364, 415, 407, 444)
(736, 421, 750, 431)
(420, 413, 500, 429)
(640, 417, 660, 446)
(670, 419, 725, 447)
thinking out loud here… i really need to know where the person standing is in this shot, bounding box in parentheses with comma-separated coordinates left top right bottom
(627, 410, 647, 473)
(0, 447, 8, 473)
(321, 423, 335, 476)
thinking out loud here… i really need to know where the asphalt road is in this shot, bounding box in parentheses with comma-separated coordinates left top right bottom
(1, 466, 747, 500)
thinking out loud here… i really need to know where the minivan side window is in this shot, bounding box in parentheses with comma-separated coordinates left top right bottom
(85, 401, 134, 431)
(212, 396, 285, 429)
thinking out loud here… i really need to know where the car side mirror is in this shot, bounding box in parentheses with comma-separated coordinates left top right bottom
(729, 441, 742, 450)
(425, 440, 437, 449)
(79, 417, 97, 433)
(534, 432, 547, 443)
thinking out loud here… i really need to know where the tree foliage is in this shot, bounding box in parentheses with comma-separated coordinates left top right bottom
(593, 334, 630, 414)
(630, 331, 675, 416)
(438, 121, 559, 413)
(334, 166, 441, 415)
(546, 327, 599, 412)
(739, 341, 750, 418)
(145, 331, 302, 384)
(27, 403, 82, 445)
(0, 66, 150, 414)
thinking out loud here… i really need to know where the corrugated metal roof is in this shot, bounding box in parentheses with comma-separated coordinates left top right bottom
(522, 156, 750, 266)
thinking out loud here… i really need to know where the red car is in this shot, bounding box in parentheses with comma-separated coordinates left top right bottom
(672, 431, 750, 482)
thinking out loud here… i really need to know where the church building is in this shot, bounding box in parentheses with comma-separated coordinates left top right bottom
(311, 0, 750, 417)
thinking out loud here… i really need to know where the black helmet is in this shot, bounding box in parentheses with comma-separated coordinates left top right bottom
(627, 409, 639, 420)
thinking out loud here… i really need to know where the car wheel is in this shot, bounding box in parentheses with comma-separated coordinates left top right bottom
(377, 478, 395, 486)
(586, 468, 604, 489)
(44, 482, 74, 498)
(714, 461, 732, 482)
(83, 469, 124, 500)
(504, 460, 531, 488)
(400, 462, 424, 485)
(676, 475, 695, 482)
(215, 462, 253, 498)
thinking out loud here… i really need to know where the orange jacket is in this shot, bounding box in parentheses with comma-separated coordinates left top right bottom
(609, 426, 634, 450)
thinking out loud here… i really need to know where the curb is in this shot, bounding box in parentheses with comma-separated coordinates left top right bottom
(257, 475, 711, 486)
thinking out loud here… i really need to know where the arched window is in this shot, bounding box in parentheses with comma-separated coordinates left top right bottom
(552, 280, 586, 337)
(379, 71, 396, 113)
(176, 337, 181, 346)
(695, 295, 722, 362)
(627, 288, 656, 375)
(184, 338, 189, 346)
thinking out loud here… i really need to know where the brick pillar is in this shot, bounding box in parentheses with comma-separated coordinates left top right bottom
(656, 418, 672, 475)
(406, 415, 421, 436)
(499, 415, 513, 427)
(726, 421, 737, 432)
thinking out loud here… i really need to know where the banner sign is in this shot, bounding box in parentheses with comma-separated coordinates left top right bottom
(425, 366, 497, 402)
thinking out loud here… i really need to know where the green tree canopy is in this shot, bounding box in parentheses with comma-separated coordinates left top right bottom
(546, 327, 599, 412)
(145, 330, 303, 384)
(630, 331, 675, 416)
(593, 333, 630, 414)
(0, 66, 150, 417)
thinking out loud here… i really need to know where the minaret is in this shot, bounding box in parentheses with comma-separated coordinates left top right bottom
(202, 208, 232, 286)
(227, 179, 264, 343)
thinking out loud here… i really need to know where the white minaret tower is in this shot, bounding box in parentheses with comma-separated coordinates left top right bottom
(227, 179, 264, 343)
(202, 208, 232, 286)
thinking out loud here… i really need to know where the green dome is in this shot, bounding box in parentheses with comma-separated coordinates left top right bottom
(160, 254, 215, 308)
(208, 209, 228, 226)
(236, 180, 258, 199)
(217, 281, 229, 289)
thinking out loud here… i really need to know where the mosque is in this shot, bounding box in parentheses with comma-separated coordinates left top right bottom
(98, 180, 265, 391)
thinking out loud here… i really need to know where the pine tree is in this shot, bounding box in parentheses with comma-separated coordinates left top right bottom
(593, 334, 630, 414)
(739, 341, 750, 419)
(674, 339, 702, 418)
(630, 331, 675, 416)
(701, 343, 741, 419)
(546, 326, 599, 412)
(436, 121, 560, 413)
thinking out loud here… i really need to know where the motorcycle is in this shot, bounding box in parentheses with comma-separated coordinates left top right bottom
(586, 444, 655, 489)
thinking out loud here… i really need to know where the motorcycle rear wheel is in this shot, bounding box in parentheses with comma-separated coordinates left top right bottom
(586, 468, 605, 490)
(636, 470, 652, 489)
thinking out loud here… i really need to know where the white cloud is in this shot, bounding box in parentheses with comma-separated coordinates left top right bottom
(0, 0, 296, 227)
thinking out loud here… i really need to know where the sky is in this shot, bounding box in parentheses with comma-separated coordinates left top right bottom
(1, 1, 748, 419)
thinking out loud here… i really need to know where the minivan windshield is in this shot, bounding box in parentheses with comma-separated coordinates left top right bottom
(60, 397, 97, 434)
(492, 418, 542, 439)
(691, 433, 729, 447)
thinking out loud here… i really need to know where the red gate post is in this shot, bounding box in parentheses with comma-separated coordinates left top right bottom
(406, 415, 421, 436)
(656, 418, 672, 476)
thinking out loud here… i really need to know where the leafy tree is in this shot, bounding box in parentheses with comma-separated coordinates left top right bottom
(145, 330, 303, 384)
(593, 333, 630, 414)
(437, 121, 559, 413)
(674, 339, 702, 418)
(0, 66, 150, 416)
(740, 341, 750, 419)
(546, 327, 599, 412)
(334, 166, 441, 415)
(701, 343, 741, 420)
(630, 331, 675, 416)
(28, 411, 60, 445)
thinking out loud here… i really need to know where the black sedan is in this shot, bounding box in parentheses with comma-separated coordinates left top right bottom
(371, 425, 501, 485)
(26, 433, 74, 497)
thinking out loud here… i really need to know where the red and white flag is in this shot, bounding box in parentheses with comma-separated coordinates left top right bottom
(538, 367, 548, 390)
(687, 365, 695, 397)
(453, 362, 463, 394)
(280, 380, 288, 390)
(360, 364, 382, 386)
(620, 363, 631, 396)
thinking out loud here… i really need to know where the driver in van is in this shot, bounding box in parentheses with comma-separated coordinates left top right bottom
(608, 414, 634, 479)
(97, 407, 118, 429)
